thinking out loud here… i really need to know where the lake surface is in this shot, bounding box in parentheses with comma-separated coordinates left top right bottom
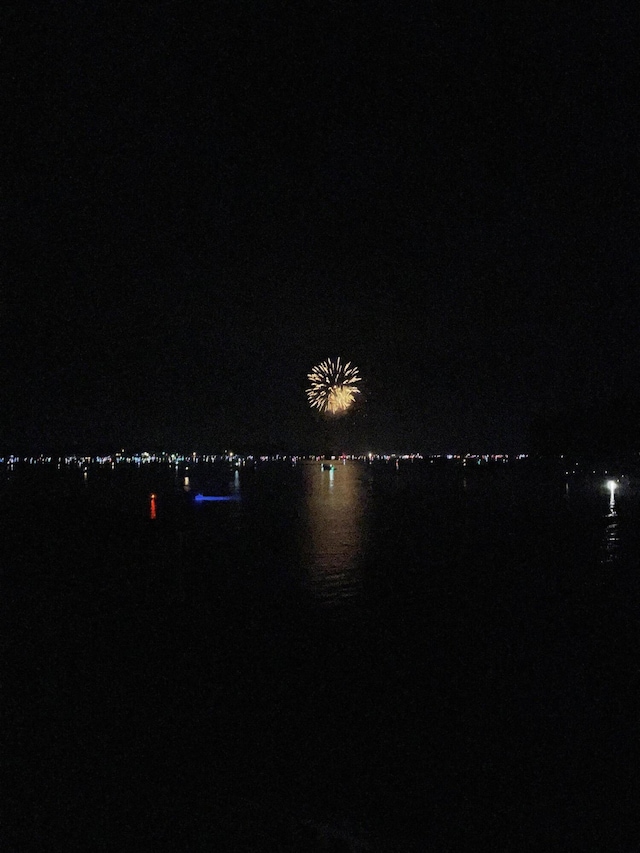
(3, 459, 639, 850)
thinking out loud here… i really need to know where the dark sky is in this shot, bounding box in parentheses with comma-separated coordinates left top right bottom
(3, 2, 638, 452)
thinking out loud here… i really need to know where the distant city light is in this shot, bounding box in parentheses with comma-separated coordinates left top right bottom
(1, 450, 538, 469)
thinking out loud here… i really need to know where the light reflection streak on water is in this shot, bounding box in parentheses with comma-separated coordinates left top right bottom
(302, 461, 368, 604)
(601, 482, 620, 564)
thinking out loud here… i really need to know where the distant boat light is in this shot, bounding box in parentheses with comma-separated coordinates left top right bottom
(607, 480, 618, 492)
(194, 494, 241, 502)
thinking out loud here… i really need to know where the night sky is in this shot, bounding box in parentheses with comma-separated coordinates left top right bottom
(3, 3, 638, 453)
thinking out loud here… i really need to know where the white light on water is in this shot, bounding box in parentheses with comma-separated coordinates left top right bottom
(607, 480, 617, 493)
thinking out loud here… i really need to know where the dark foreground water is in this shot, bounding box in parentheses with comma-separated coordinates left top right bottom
(3, 459, 640, 850)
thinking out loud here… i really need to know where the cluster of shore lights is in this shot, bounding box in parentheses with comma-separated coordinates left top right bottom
(0, 453, 252, 466)
(2, 452, 536, 465)
(20, 453, 640, 469)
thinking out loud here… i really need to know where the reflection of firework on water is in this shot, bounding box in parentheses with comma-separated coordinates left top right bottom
(306, 357, 362, 415)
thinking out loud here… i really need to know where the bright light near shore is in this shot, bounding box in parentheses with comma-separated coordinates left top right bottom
(607, 480, 617, 493)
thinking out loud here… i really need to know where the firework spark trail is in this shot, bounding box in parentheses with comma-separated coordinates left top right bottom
(306, 358, 362, 415)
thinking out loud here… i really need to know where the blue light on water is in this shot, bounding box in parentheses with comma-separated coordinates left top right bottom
(194, 494, 241, 502)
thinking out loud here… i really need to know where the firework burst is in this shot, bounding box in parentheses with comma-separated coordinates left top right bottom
(306, 357, 362, 415)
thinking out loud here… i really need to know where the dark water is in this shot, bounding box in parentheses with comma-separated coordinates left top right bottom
(3, 460, 640, 850)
